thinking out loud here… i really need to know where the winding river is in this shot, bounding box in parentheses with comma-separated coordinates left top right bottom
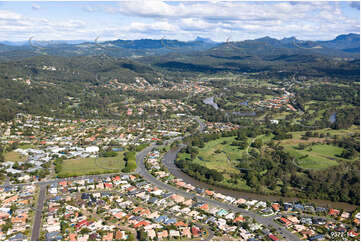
(162, 146, 357, 211)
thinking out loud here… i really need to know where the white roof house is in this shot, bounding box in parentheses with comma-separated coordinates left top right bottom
(86, 146, 99, 153)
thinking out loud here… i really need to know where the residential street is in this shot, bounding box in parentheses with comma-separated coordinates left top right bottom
(31, 185, 46, 241)
(135, 144, 301, 241)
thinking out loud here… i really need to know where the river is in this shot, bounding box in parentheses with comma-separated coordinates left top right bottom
(162, 146, 357, 211)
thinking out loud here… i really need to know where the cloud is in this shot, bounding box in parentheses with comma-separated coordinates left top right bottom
(0, 1, 359, 42)
(32, 4, 41, 10)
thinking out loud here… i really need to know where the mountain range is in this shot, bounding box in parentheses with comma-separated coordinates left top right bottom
(0, 34, 358, 61)
(0, 33, 358, 81)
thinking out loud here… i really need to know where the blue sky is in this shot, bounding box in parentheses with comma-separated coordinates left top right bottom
(0, 1, 359, 42)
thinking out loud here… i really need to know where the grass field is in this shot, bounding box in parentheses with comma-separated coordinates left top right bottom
(58, 152, 125, 177)
(192, 136, 244, 174)
(4, 151, 27, 162)
(283, 144, 343, 170)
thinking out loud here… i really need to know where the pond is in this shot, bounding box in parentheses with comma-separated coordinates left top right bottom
(329, 112, 336, 124)
(240, 101, 249, 106)
(203, 96, 219, 110)
(112, 147, 124, 152)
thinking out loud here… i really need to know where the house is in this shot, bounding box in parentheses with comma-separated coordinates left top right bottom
(233, 215, 245, 223)
(205, 190, 214, 196)
(279, 217, 292, 226)
(175, 221, 187, 227)
(164, 218, 177, 225)
(134, 220, 150, 229)
(268, 234, 279, 241)
(283, 203, 293, 211)
(216, 209, 228, 217)
(199, 203, 209, 211)
(293, 204, 304, 211)
(272, 203, 280, 211)
(329, 209, 340, 216)
(85, 146, 99, 153)
(155, 215, 169, 223)
(294, 224, 307, 232)
(235, 198, 247, 205)
(69, 233, 77, 241)
(287, 215, 299, 224)
(182, 199, 193, 206)
(340, 211, 350, 219)
(146, 229, 156, 240)
(191, 226, 201, 237)
(102, 232, 113, 241)
(157, 230, 168, 240)
(311, 218, 324, 226)
(316, 207, 326, 213)
(181, 227, 192, 238)
(169, 230, 180, 238)
(170, 194, 185, 203)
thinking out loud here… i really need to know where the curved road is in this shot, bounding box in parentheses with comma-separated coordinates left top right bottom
(136, 144, 300, 241)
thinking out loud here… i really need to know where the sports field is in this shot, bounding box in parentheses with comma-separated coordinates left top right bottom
(58, 152, 125, 177)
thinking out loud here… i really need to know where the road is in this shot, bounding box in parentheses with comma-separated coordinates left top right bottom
(136, 144, 301, 241)
(31, 185, 46, 241)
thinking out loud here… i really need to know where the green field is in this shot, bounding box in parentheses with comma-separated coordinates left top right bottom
(192, 136, 244, 174)
(4, 151, 27, 162)
(58, 152, 125, 177)
(283, 144, 343, 170)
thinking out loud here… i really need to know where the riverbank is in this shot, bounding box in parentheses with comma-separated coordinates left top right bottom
(162, 146, 358, 211)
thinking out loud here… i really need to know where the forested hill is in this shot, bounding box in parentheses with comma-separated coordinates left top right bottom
(0, 55, 165, 121)
(0, 55, 162, 84)
(0, 38, 219, 61)
(0, 34, 358, 61)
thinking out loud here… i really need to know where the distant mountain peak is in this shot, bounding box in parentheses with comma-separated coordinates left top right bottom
(194, 36, 217, 44)
(281, 36, 297, 41)
(334, 33, 360, 41)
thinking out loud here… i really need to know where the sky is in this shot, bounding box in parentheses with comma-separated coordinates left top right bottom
(0, 1, 359, 42)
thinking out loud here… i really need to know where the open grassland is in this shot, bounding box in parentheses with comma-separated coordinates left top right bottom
(4, 151, 27, 162)
(59, 152, 125, 177)
(282, 126, 359, 142)
(283, 144, 343, 170)
(192, 136, 244, 174)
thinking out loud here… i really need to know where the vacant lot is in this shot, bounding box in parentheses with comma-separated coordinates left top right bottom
(58, 152, 125, 177)
(4, 151, 27, 162)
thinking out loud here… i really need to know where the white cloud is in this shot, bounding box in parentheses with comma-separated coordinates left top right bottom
(32, 4, 40, 10)
(0, 1, 358, 42)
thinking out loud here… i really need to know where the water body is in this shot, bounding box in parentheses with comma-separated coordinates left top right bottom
(240, 101, 249, 106)
(162, 147, 357, 211)
(329, 112, 337, 124)
(203, 96, 219, 110)
(112, 147, 124, 152)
